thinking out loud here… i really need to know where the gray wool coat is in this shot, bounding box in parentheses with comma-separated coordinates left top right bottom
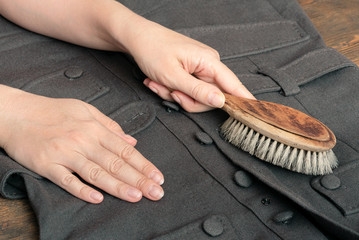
(1, 0, 359, 239)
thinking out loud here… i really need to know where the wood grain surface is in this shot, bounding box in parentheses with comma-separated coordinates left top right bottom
(1, 1, 358, 239)
(299, 0, 359, 65)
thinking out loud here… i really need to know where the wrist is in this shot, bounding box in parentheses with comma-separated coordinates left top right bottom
(0, 85, 26, 148)
(106, 4, 161, 56)
(103, 2, 142, 53)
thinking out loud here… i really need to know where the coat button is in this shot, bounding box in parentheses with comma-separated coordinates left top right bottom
(64, 67, 83, 80)
(195, 132, 213, 145)
(273, 210, 294, 225)
(320, 174, 341, 190)
(162, 101, 179, 112)
(202, 216, 224, 237)
(261, 198, 271, 206)
(234, 170, 253, 188)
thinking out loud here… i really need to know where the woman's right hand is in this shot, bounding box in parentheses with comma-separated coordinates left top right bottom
(0, 85, 164, 204)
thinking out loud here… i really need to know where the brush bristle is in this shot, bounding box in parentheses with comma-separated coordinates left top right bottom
(221, 117, 338, 175)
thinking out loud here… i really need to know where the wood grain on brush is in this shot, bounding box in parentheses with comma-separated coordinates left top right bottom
(222, 93, 336, 152)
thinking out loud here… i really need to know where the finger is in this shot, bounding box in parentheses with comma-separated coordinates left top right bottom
(45, 164, 105, 204)
(170, 91, 213, 112)
(97, 133, 165, 186)
(86, 144, 164, 201)
(144, 78, 214, 112)
(85, 103, 137, 146)
(170, 68, 226, 108)
(67, 151, 148, 202)
(143, 78, 173, 101)
(208, 60, 256, 100)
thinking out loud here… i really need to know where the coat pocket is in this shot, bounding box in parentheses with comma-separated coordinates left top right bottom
(19, 66, 110, 103)
(311, 160, 359, 216)
(176, 20, 309, 60)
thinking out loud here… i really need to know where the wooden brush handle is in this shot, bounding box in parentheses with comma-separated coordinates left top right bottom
(222, 93, 336, 152)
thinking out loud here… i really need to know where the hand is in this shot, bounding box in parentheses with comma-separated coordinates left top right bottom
(0, 85, 164, 204)
(0, 0, 253, 111)
(125, 19, 255, 112)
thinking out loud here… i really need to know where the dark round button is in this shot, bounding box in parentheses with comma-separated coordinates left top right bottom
(162, 101, 179, 112)
(320, 174, 341, 190)
(273, 210, 294, 225)
(202, 216, 224, 237)
(64, 67, 83, 79)
(261, 198, 271, 206)
(234, 170, 253, 188)
(195, 132, 213, 145)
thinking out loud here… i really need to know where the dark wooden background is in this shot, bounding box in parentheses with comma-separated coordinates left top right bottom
(1, 0, 358, 239)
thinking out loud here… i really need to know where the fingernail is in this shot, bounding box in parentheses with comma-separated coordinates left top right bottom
(208, 92, 225, 108)
(90, 191, 104, 202)
(127, 187, 142, 199)
(150, 171, 164, 185)
(143, 78, 150, 86)
(149, 185, 164, 199)
(148, 85, 158, 94)
(170, 93, 181, 105)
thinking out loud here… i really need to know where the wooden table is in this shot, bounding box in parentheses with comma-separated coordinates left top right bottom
(300, 0, 359, 65)
(1, 1, 359, 239)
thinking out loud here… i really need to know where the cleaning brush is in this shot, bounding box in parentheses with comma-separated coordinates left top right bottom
(220, 93, 337, 175)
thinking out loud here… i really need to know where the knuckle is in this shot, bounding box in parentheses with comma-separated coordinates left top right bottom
(135, 176, 149, 190)
(61, 174, 76, 187)
(79, 185, 89, 198)
(141, 162, 153, 175)
(119, 145, 136, 160)
(109, 158, 126, 175)
(66, 130, 85, 144)
(88, 167, 103, 183)
(107, 119, 121, 132)
(209, 48, 220, 59)
(115, 182, 127, 196)
(191, 83, 205, 100)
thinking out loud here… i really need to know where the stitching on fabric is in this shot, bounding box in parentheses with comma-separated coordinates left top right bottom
(281, 48, 354, 73)
(281, 49, 334, 71)
(19, 68, 109, 102)
(238, 75, 279, 91)
(87, 50, 141, 99)
(292, 63, 354, 84)
(0, 31, 50, 53)
(225, 22, 305, 57)
(178, 21, 307, 59)
(239, 49, 354, 93)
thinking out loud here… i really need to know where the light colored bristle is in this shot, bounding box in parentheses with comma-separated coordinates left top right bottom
(238, 126, 249, 145)
(272, 143, 284, 165)
(311, 152, 318, 175)
(295, 149, 305, 173)
(257, 137, 270, 159)
(221, 117, 338, 175)
(266, 140, 278, 162)
(241, 129, 254, 151)
(321, 152, 332, 174)
(327, 150, 338, 168)
(248, 133, 260, 155)
(303, 150, 312, 174)
(278, 145, 291, 168)
(286, 147, 298, 170)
